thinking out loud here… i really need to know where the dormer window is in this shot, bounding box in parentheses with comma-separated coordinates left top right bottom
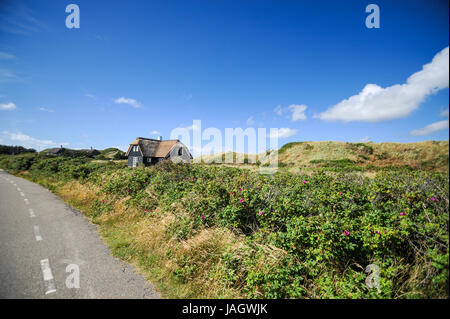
(178, 148, 183, 156)
(133, 145, 139, 152)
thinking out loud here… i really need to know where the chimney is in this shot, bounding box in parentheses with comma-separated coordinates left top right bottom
(60, 145, 63, 149)
(157, 136, 162, 141)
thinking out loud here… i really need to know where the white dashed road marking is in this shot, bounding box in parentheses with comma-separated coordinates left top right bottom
(34, 225, 43, 241)
(29, 208, 36, 217)
(40, 259, 57, 295)
(20, 192, 25, 197)
(17, 187, 21, 191)
(24, 198, 29, 204)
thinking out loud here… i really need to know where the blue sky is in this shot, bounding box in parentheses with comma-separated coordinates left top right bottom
(0, 0, 448, 153)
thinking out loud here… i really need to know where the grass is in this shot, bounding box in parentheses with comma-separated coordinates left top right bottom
(54, 180, 246, 298)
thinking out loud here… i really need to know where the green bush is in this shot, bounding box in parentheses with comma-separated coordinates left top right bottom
(1, 155, 448, 298)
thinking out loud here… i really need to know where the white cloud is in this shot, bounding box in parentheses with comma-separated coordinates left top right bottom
(440, 108, 449, 118)
(0, 68, 21, 82)
(410, 120, 449, 136)
(150, 130, 161, 135)
(269, 128, 297, 139)
(360, 136, 371, 142)
(85, 93, 96, 99)
(2, 131, 68, 149)
(274, 105, 283, 116)
(0, 102, 16, 110)
(274, 104, 307, 121)
(288, 104, 307, 121)
(316, 46, 449, 122)
(114, 97, 142, 108)
(39, 107, 54, 112)
(0, 52, 16, 59)
(246, 116, 255, 126)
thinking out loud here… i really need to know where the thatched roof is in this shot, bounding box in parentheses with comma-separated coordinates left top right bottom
(126, 137, 180, 158)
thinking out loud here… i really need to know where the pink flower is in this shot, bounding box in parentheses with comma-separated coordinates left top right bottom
(239, 188, 242, 191)
(239, 198, 244, 203)
(144, 209, 148, 213)
(201, 214, 205, 220)
(126, 189, 129, 192)
(339, 192, 343, 196)
(400, 212, 405, 216)
(302, 180, 307, 184)
(430, 196, 438, 202)
(259, 210, 263, 216)
(344, 230, 350, 236)
(231, 192, 234, 195)
(376, 230, 381, 234)
(102, 200, 105, 204)
(330, 196, 334, 199)
(356, 194, 360, 198)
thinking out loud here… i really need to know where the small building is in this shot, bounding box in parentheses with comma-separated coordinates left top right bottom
(126, 136, 192, 167)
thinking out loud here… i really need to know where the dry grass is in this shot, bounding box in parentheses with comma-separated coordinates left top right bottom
(196, 141, 449, 172)
(55, 181, 254, 298)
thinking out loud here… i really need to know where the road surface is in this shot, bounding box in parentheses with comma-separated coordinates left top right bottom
(0, 169, 160, 299)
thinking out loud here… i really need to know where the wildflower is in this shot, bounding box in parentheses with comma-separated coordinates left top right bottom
(259, 210, 263, 216)
(239, 188, 242, 191)
(201, 214, 205, 220)
(239, 198, 244, 203)
(144, 209, 147, 213)
(102, 200, 105, 204)
(302, 180, 307, 184)
(330, 196, 334, 199)
(400, 212, 405, 216)
(376, 230, 381, 234)
(356, 194, 360, 198)
(126, 189, 129, 193)
(339, 192, 343, 196)
(430, 196, 438, 202)
(344, 230, 350, 236)
(231, 192, 234, 195)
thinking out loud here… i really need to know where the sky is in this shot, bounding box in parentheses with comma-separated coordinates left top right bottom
(0, 0, 448, 154)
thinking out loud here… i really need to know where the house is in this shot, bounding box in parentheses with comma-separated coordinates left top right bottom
(126, 136, 192, 167)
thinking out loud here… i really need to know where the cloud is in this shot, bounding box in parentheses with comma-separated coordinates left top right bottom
(246, 116, 255, 126)
(410, 120, 449, 136)
(288, 104, 307, 121)
(274, 104, 307, 121)
(85, 93, 96, 99)
(360, 136, 371, 142)
(269, 128, 298, 139)
(182, 93, 193, 101)
(0, 2, 46, 35)
(0, 102, 16, 110)
(316, 46, 449, 122)
(2, 131, 68, 149)
(39, 107, 54, 112)
(274, 105, 283, 116)
(440, 108, 449, 118)
(0, 52, 16, 60)
(114, 97, 142, 108)
(0, 68, 21, 83)
(150, 130, 161, 135)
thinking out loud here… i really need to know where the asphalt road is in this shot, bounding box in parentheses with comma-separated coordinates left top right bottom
(0, 169, 160, 299)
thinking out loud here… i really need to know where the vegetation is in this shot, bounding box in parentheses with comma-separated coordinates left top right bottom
(0, 144, 36, 155)
(0, 148, 448, 299)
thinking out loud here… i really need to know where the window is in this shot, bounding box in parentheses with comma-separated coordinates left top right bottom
(178, 148, 183, 156)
